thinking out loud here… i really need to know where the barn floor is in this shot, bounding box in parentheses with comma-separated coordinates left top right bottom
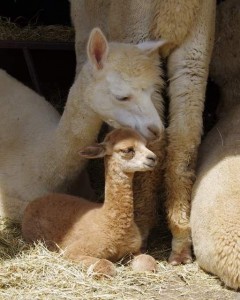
(0, 218, 239, 300)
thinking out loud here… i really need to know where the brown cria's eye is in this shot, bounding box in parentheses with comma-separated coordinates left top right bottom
(120, 147, 135, 154)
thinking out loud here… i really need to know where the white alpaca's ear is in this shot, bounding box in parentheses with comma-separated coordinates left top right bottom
(136, 39, 172, 55)
(87, 27, 109, 70)
(79, 143, 107, 159)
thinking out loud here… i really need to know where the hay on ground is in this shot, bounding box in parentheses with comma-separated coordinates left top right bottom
(0, 18, 74, 42)
(0, 218, 238, 300)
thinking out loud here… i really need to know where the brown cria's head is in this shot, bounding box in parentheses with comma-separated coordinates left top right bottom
(79, 128, 157, 173)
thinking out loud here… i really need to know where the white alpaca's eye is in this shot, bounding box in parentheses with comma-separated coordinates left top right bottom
(115, 95, 130, 101)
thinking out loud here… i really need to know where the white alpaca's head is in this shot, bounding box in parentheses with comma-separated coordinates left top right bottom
(79, 128, 157, 173)
(82, 27, 167, 141)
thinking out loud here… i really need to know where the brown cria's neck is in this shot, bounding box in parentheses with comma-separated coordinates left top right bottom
(102, 156, 135, 232)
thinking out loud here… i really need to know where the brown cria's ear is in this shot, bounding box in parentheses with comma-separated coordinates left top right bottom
(79, 143, 107, 159)
(87, 27, 109, 70)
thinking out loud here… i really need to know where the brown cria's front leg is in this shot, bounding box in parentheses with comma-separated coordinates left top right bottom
(69, 255, 116, 278)
(131, 253, 157, 272)
(165, 0, 215, 265)
(64, 245, 117, 278)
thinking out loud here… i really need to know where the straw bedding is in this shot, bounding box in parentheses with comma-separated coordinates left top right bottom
(0, 18, 74, 42)
(0, 218, 238, 300)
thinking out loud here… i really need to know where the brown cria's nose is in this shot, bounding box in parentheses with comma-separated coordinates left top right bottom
(147, 125, 160, 139)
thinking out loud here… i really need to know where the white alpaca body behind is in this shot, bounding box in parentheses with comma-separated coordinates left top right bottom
(0, 70, 61, 218)
(191, 104, 240, 290)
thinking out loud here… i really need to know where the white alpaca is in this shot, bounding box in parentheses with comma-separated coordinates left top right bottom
(190, 104, 240, 290)
(0, 28, 166, 221)
(70, 0, 216, 264)
(22, 128, 158, 277)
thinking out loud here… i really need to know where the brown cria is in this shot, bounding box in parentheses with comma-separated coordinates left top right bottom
(22, 128, 158, 277)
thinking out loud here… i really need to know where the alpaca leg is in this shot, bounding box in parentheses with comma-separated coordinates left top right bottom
(165, 0, 215, 265)
(63, 239, 116, 277)
(64, 252, 116, 277)
(133, 135, 166, 248)
(86, 257, 117, 278)
(70, 0, 110, 75)
(131, 254, 157, 272)
(70, 0, 91, 74)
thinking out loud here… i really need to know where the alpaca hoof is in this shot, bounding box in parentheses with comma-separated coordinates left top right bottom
(131, 254, 157, 272)
(168, 249, 193, 265)
(88, 259, 117, 278)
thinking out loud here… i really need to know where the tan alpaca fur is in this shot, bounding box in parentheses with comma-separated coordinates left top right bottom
(190, 105, 240, 290)
(70, 0, 216, 263)
(0, 28, 166, 221)
(22, 128, 158, 276)
(210, 0, 240, 117)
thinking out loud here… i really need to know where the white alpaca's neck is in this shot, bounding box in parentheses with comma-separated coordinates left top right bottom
(43, 71, 102, 188)
(103, 158, 135, 230)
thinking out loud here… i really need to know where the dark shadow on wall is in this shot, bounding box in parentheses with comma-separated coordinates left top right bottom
(0, 0, 75, 112)
(0, 0, 71, 26)
(0, 48, 76, 113)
